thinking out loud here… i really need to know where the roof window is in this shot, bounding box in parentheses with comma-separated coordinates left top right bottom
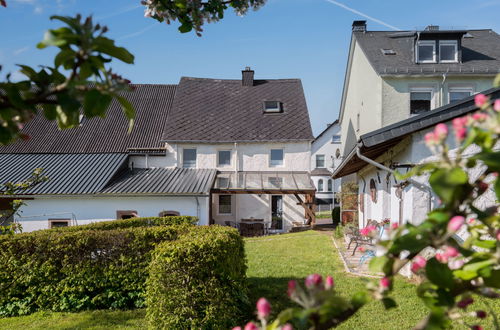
(416, 40, 436, 63)
(439, 40, 458, 63)
(263, 101, 283, 113)
(381, 49, 396, 55)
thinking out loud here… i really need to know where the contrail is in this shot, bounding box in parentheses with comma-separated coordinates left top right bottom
(325, 0, 401, 31)
(117, 23, 157, 41)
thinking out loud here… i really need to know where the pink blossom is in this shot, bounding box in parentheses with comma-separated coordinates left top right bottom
(443, 246, 459, 258)
(282, 324, 293, 330)
(474, 94, 488, 107)
(256, 298, 271, 319)
(360, 225, 377, 236)
(358, 246, 366, 253)
(244, 322, 258, 330)
(424, 132, 437, 146)
(305, 274, 323, 288)
(411, 256, 427, 273)
(454, 126, 467, 141)
(496, 230, 500, 241)
(448, 216, 465, 233)
(471, 326, 483, 330)
(434, 123, 448, 139)
(448, 259, 465, 270)
(391, 223, 399, 230)
(287, 280, 296, 297)
(494, 99, 500, 112)
(380, 277, 391, 289)
(436, 253, 448, 264)
(472, 112, 488, 121)
(232, 327, 242, 330)
(467, 218, 476, 224)
(325, 276, 335, 290)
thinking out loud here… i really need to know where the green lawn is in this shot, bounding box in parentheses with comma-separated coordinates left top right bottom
(0, 230, 496, 329)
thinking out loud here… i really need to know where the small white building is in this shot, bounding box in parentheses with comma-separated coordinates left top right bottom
(0, 69, 317, 233)
(333, 88, 500, 229)
(310, 121, 342, 210)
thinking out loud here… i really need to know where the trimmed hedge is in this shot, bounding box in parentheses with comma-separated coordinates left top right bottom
(0, 225, 189, 316)
(53, 216, 198, 232)
(146, 225, 248, 329)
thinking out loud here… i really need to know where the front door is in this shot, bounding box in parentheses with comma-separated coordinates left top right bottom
(271, 195, 283, 230)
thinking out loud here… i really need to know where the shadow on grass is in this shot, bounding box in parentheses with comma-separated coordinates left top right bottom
(247, 276, 302, 321)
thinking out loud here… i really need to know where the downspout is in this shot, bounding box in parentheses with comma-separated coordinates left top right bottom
(355, 144, 432, 213)
(440, 73, 447, 107)
(195, 197, 200, 225)
(359, 175, 367, 227)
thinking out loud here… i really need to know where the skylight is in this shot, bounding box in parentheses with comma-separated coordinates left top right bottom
(264, 101, 283, 113)
(381, 49, 396, 55)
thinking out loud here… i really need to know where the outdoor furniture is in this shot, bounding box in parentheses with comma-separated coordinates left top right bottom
(358, 225, 386, 265)
(347, 220, 379, 256)
(239, 222, 265, 237)
(224, 221, 240, 230)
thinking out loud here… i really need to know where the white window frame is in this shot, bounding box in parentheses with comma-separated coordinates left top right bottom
(409, 87, 435, 115)
(331, 135, 341, 144)
(182, 148, 197, 168)
(217, 149, 232, 167)
(217, 195, 232, 215)
(316, 154, 326, 168)
(416, 40, 436, 63)
(318, 179, 324, 192)
(263, 101, 283, 113)
(448, 86, 474, 104)
(439, 40, 458, 63)
(48, 219, 70, 228)
(269, 148, 284, 167)
(327, 179, 333, 192)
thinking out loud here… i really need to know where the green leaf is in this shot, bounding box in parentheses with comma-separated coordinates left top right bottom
(476, 152, 500, 173)
(482, 269, 500, 288)
(463, 259, 494, 273)
(83, 90, 112, 118)
(472, 239, 496, 249)
(115, 95, 135, 133)
(429, 168, 468, 204)
(369, 256, 392, 275)
(494, 177, 500, 201)
(94, 37, 134, 64)
(425, 258, 454, 289)
(178, 22, 193, 33)
(42, 104, 57, 121)
(17, 65, 38, 80)
(453, 269, 477, 281)
(54, 49, 75, 68)
(37, 30, 68, 49)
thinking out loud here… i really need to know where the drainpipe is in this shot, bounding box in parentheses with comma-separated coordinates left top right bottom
(359, 175, 367, 227)
(355, 144, 432, 213)
(234, 142, 238, 174)
(195, 197, 201, 225)
(441, 73, 447, 107)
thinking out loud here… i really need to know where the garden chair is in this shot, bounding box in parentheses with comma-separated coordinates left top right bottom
(358, 225, 386, 265)
(347, 220, 379, 256)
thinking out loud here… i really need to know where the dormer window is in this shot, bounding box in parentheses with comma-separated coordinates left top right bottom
(264, 101, 283, 113)
(439, 40, 458, 63)
(416, 40, 436, 63)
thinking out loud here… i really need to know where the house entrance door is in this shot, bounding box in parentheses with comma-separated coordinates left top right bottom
(271, 195, 283, 230)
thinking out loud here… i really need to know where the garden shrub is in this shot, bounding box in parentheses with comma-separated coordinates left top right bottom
(0, 225, 188, 316)
(53, 216, 198, 232)
(146, 225, 248, 329)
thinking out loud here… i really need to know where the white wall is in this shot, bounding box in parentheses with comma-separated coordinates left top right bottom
(16, 195, 209, 232)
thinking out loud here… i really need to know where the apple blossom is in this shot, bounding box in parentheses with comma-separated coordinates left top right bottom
(411, 256, 426, 273)
(448, 216, 465, 233)
(256, 298, 271, 319)
(325, 276, 335, 290)
(244, 322, 258, 330)
(305, 274, 322, 288)
(474, 93, 488, 107)
(494, 99, 500, 112)
(287, 280, 296, 297)
(448, 259, 464, 270)
(435, 253, 448, 264)
(443, 246, 459, 258)
(282, 324, 293, 330)
(434, 123, 448, 139)
(380, 277, 391, 289)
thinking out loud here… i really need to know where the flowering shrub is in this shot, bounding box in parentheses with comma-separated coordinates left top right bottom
(236, 92, 499, 329)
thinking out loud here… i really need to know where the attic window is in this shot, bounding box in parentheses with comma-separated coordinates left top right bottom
(381, 49, 396, 55)
(417, 40, 436, 63)
(439, 40, 458, 63)
(264, 101, 283, 113)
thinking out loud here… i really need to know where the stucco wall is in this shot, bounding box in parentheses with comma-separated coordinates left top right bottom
(16, 195, 209, 232)
(339, 40, 382, 157)
(382, 76, 494, 126)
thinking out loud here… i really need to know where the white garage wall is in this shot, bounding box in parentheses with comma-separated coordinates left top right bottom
(16, 195, 209, 232)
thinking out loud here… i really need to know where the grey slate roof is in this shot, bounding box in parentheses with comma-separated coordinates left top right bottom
(313, 120, 339, 143)
(0, 153, 127, 194)
(333, 87, 500, 179)
(355, 29, 500, 76)
(100, 168, 216, 195)
(161, 77, 314, 143)
(0, 84, 177, 154)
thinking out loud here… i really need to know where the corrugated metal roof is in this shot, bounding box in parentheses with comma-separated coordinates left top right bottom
(0, 153, 127, 194)
(0, 84, 177, 154)
(100, 168, 217, 195)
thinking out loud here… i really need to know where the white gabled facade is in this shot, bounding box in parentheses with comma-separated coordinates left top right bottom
(310, 122, 342, 209)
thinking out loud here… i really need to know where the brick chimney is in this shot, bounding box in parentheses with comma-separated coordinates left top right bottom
(352, 20, 367, 32)
(242, 67, 254, 87)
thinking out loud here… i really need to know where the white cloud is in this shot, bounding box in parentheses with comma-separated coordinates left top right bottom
(34, 5, 43, 14)
(13, 46, 29, 56)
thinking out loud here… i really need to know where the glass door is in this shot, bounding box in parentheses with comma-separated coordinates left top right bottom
(271, 195, 283, 230)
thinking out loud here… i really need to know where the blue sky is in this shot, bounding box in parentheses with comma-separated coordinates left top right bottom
(1, 0, 500, 135)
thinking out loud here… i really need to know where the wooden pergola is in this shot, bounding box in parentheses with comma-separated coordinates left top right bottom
(210, 171, 316, 225)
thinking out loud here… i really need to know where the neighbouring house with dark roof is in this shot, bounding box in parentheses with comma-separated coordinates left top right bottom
(0, 68, 317, 233)
(310, 120, 342, 210)
(334, 20, 500, 230)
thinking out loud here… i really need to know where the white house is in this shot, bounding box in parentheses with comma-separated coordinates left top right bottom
(334, 20, 500, 226)
(0, 69, 317, 233)
(310, 121, 342, 210)
(333, 88, 500, 229)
